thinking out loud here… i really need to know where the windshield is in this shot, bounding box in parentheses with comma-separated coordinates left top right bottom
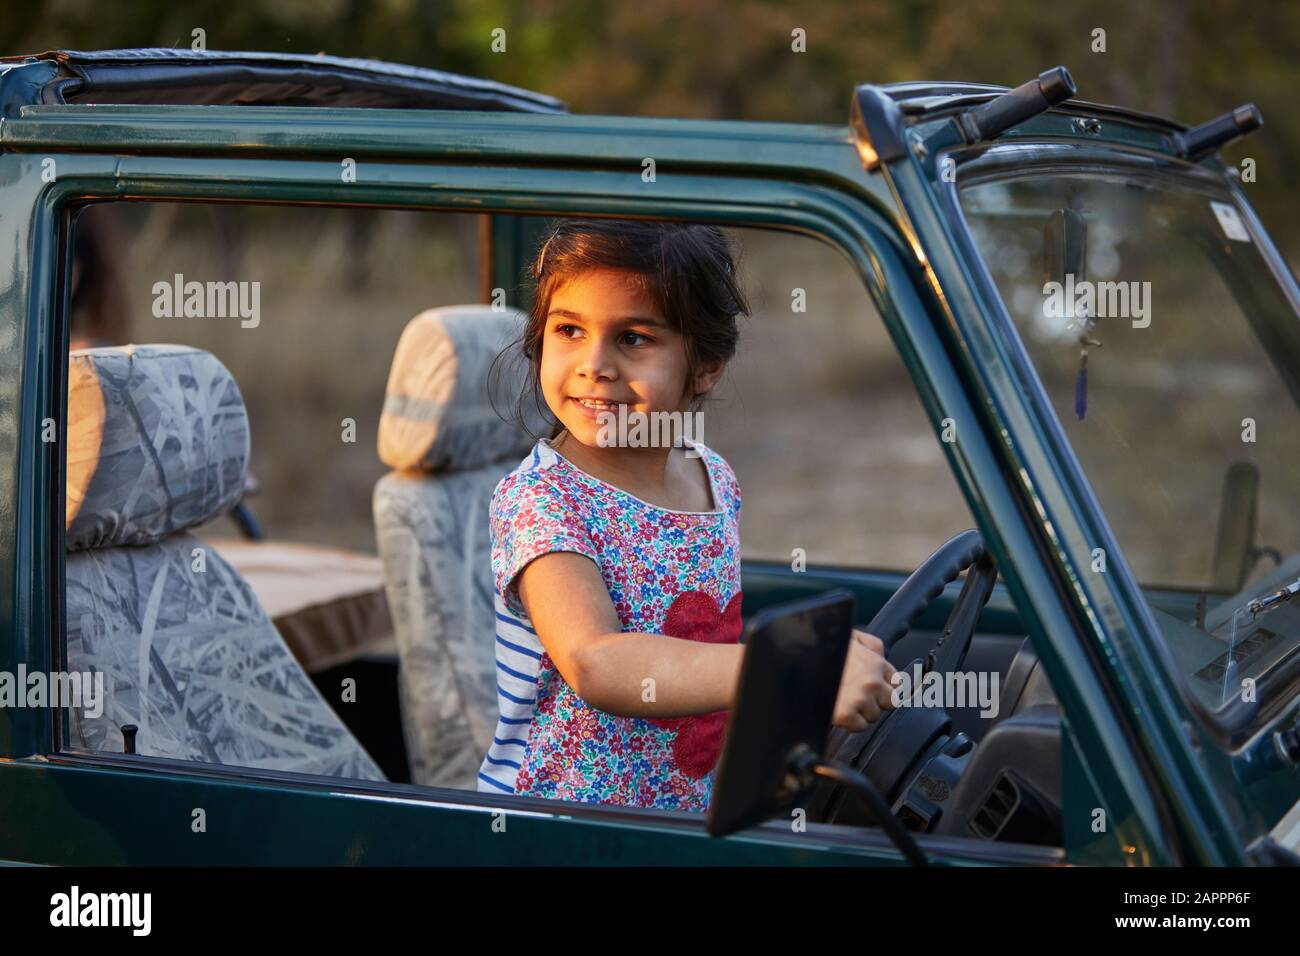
(958, 163, 1300, 721)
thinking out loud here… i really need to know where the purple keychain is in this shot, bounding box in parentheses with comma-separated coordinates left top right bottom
(1073, 317, 1101, 421)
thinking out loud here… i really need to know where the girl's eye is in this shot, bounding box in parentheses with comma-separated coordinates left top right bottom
(552, 325, 651, 347)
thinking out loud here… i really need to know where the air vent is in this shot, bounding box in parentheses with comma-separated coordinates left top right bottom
(970, 773, 1019, 839)
(968, 771, 1061, 844)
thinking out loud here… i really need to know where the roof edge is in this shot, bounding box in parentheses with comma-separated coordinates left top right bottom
(0, 48, 567, 114)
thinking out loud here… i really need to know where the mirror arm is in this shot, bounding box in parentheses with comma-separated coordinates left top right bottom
(790, 745, 930, 866)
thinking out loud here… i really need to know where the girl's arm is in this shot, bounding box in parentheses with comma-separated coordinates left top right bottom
(518, 551, 742, 717)
(516, 551, 897, 725)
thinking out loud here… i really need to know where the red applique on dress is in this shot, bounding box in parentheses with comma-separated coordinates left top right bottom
(649, 589, 743, 778)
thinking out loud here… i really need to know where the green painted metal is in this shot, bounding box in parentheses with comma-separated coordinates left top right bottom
(0, 757, 1066, 866)
(0, 151, 61, 763)
(488, 213, 552, 312)
(739, 561, 1025, 637)
(0, 92, 1288, 865)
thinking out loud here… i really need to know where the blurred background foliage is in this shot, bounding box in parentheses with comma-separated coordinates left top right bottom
(4, 0, 1297, 247)
(14, 0, 1298, 583)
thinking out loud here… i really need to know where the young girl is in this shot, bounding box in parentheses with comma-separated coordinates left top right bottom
(478, 219, 896, 810)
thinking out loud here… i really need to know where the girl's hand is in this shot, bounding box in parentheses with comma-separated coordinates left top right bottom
(832, 629, 897, 731)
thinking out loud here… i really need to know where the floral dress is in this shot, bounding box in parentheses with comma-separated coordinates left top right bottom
(476, 436, 742, 811)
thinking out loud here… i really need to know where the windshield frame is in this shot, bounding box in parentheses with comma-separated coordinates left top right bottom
(938, 139, 1300, 748)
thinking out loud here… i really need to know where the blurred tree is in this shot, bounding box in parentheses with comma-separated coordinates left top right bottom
(3, 0, 1295, 249)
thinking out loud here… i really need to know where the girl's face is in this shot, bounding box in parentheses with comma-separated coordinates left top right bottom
(540, 267, 721, 449)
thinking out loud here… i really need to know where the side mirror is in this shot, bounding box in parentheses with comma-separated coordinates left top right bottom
(1043, 207, 1087, 285)
(706, 590, 856, 837)
(706, 589, 930, 864)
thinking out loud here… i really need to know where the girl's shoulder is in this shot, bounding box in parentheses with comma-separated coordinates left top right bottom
(684, 438, 742, 516)
(491, 440, 571, 506)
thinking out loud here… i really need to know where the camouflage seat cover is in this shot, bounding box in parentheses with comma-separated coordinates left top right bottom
(64, 344, 385, 781)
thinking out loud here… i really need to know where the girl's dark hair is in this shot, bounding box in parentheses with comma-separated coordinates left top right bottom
(70, 212, 129, 348)
(490, 218, 749, 441)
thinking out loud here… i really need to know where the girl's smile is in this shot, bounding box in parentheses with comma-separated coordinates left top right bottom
(568, 397, 628, 421)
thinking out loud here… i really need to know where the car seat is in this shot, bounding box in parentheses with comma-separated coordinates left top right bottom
(372, 306, 546, 788)
(64, 344, 385, 781)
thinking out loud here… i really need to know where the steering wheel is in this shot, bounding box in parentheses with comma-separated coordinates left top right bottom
(806, 529, 998, 828)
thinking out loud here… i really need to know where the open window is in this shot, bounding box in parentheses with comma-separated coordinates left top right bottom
(54, 196, 1063, 861)
(61, 202, 486, 784)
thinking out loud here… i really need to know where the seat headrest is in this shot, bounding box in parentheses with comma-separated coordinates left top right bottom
(378, 306, 548, 474)
(66, 345, 250, 551)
